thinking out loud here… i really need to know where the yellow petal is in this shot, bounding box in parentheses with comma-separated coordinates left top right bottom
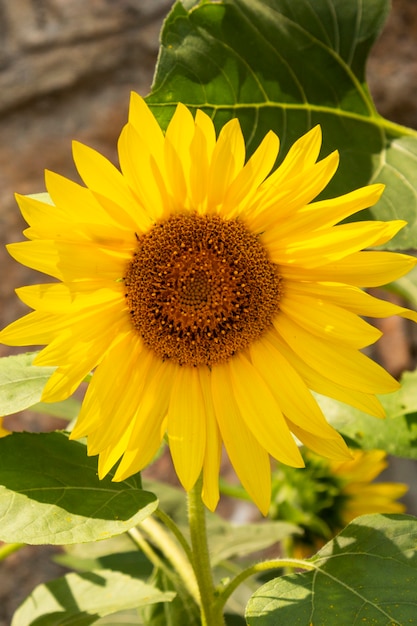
(222, 130, 279, 218)
(36, 301, 128, 401)
(285, 280, 417, 324)
(280, 251, 417, 287)
(7, 240, 129, 282)
(128, 92, 165, 160)
(17, 283, 121, 314)
(72, 140, 148, 231)
(211, 362, 272, 515)
(96, 416, 136, 480)
(189, 109, 215, 211)
(45, 170, 133, 233)
(124, 359, 173, 453)
(289, 421, 351, 461)
(263, 125, 324, 186)
(118, 123, 171, 222)
(72, 332, 148, 446)
(250, 335, 346, 439)
(15, 193, 75, 242)
(112, 362, 172, 481)
(164, 103, 195, 207)
(228, 353, 304, 467)
(267, 220, 406, 267)
(274, 313, 399, 394)
(249, 150, 339, 233)
(279, 292, 382, 348)
(0, 311, 59, 346)
(291, 184, 384, 231)
(112, 427, 163, 482)
(199, 367, 222, 511)
(268, 331, 386, 417)
(332, 449, 387, 483)
(167, 366, 206, 492)
(207, 118, 245, 210)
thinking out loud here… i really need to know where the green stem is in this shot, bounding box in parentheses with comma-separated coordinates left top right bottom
(128, 526, 172, 578)
(128, 526, 200, 621)
(139, 516, 199, 602)
(154, 507, 194, 564)
(215, 558, 315, 611)
(188, 476, 226, 626)
(0, 542, 25, 561)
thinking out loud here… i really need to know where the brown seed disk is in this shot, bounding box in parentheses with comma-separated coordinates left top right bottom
(124, 213, 282, 366)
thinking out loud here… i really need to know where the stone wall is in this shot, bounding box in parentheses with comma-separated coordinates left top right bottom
(0, 0, 172, 331)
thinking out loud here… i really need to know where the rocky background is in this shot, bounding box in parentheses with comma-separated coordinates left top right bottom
(0, 0, 417, 623)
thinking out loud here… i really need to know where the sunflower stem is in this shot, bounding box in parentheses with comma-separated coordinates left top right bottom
(138, 516, 199, 603)
(215, 558, 315, 611)
(188, 476, 225, 626)
(128, 526, 201, 619)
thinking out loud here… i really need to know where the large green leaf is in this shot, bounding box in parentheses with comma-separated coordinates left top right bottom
(12, 569, 175, 626)
(317, 369, 417, 458)
(246, 513, 417, 625)
(147, 0, 417, 249)
(0, 432, 157, 544)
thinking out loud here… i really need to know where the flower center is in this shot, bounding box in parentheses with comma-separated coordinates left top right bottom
(124, 213, 282, 366)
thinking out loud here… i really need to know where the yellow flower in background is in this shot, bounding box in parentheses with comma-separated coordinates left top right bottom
(331, 449, 408, 526)
(1, 93, 417, 513)
(269, 449, 408, 556)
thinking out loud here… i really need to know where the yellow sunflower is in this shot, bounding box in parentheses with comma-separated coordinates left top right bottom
(1, 93, 417, 514)
(332, 449, 408, 526)
(269, 449, 408, 557)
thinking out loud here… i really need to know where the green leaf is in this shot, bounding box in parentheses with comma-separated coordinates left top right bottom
(246, 513, 417, 625)
(12, 569, 175, 626)
(209, 520, 300, 565)
(56, 550, 153, 580)
(318, 369, 417, 458)
(0, 352, 55, 416)
(147, 0, 417, 249)
(0, 432, 158, 544)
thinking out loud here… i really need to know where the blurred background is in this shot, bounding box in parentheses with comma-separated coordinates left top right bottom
(0, 0, 417, 623)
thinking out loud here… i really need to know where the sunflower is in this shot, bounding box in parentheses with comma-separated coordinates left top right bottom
(331, 449, 408, 525)
(269, 449, 408, 555)
(1, 93, 416, 513)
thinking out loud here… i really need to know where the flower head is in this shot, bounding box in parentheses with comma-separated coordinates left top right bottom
(269, 449, 408, 554)
(1, 93, 416, 513)
(331, 449, 408, 525)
